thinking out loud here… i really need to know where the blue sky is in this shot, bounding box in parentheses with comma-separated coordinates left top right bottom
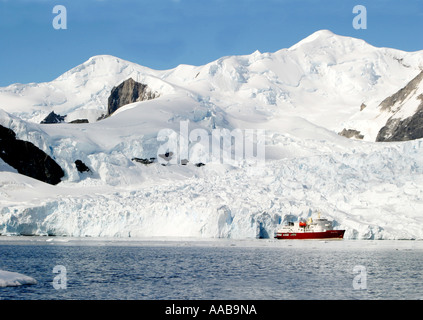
(0, 0, 422, 86)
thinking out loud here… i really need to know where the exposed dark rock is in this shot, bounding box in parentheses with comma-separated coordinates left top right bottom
(70, 119, 89, 124)
(195, 163, 205, 167)
(376, 70, 423, 142)
(75, 160, 91, 173)
(40, 111, 66, 124)
(0, 125, 65, 185)
(158, 151, 174, 163)
(360, 103, 367, 111)
(379, 70, 423, 113)
(338, 128, 364, 140)
(96, 114, 107, 121)
(107, 78, 159, 116)
(131, 157, 156, 165)
(394, 57, 411, 69)
(0, 125, 15, 140)
(376, 102, 423, 142)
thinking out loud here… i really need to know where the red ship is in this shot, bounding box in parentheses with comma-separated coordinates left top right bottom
(275, 213, 345, 240)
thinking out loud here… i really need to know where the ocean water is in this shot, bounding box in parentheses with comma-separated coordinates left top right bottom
(0, 238, 422, 300)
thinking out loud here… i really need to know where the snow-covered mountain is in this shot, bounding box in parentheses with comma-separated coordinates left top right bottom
(2, 30, 423, 131)
(1, 30, 423, 240)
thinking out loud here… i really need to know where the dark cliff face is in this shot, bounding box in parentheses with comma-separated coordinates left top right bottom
(376, 70, 423, 142)
(107, 78, 159, 116)
(40, 111, 66, 124)
(378, 71, 423, 113)
(376, 100, 423, 142)
(0, 125, 65, 185)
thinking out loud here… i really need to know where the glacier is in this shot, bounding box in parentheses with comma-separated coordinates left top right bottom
(1, 30, 423, 240)
(1, 138, 423, 240)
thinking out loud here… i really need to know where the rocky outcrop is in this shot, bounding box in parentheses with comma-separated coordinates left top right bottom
(0, 125, 65, 185)
(107, 78, 159, 116)
(379, 71, 423, 113)
(376, 70, 423, 142)
(70, 119, 89, 124)
(158, 151, 173, 161)
(376, 99, 423, 142)
(75, 160, 91, 173)
(40, 111, 66, 124)
(131, 157, 155, 165)
(338, 128, 364, 140)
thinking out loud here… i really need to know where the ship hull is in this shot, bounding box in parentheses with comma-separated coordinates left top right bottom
(275, 230, 345, 240)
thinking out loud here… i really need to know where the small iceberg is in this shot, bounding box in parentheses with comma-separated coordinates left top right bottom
(0, 269, 37, 287)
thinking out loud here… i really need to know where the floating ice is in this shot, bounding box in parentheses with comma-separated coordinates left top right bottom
(0, 269, 37, 288)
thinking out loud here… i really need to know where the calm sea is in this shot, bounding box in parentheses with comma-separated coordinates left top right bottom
(0, 238, 422, 300)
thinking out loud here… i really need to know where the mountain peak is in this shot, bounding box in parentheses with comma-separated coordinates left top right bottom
(85, 54, 127, 65)
(289, 29, 336, 49)
(54, 54, 148, 83)
(310, 29, 336, 37)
